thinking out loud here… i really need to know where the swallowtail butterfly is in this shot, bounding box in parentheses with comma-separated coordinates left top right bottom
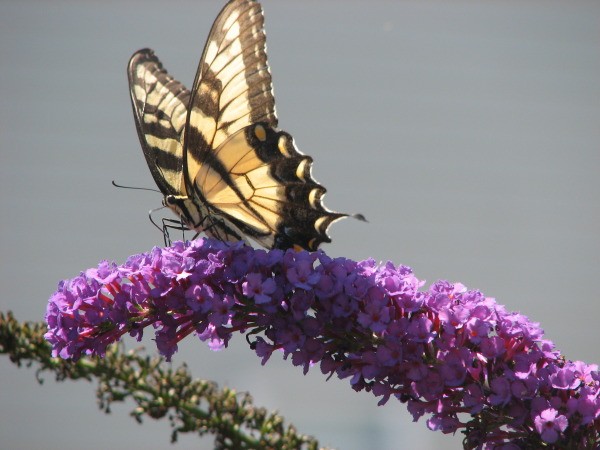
(128, 0, 362, 250)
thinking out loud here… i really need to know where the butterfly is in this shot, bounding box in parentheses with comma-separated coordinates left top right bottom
(128, 0, 363, 250)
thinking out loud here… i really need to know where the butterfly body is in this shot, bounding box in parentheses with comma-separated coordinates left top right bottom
(128, 0, 361, 250)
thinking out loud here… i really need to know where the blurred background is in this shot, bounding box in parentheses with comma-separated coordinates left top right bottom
(1, 1, 598, 449)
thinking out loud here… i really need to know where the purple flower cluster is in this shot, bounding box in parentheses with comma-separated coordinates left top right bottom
(45, 238, 600, 447)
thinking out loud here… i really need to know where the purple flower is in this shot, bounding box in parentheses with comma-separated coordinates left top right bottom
(567, 386, 600, 425)
(242, 273, 276, 304)
(549, 366, 581, 390)
(407, 316, 435, 343)
(463, 317, 491, 343)
(291, 337, 324, 375)
(275, 323, 305, 353)
(438, 348, 471, 387)
(44, 237, 600, 448)
(489, 377, 512, 406)
(314, 255, 348, 298)
(85, 260, 119, 284)
(376, 341, 403, 367)
(426, 280, 455, 311)
(534, 408, 568, 443)
(427, 414, 460, 434)
(254, 337, 274, 365)
(414, 369, 444, 401)
(343, 271, 370, 300)
(510, 376, 538, 401)
(464, 383, 485, 414)
(329, 292, 356, 318)
(284, 251, 320, 290)
(479, 335, 506, 359)
(185, 284, 215, 313)
(208, 295, 234, 327)
(400, 358, 425, 383)
(357, 287, 391, 333)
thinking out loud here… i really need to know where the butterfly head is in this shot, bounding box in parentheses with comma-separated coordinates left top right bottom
(163, 194, 202, 231)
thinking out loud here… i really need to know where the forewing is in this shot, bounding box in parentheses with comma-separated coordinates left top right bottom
(184, 0, 277, 185)
(128, 48, 190, 196)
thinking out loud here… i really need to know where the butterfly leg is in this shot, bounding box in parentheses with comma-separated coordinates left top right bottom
(200, 214, 245, 245)
(161, 217, 187, 246)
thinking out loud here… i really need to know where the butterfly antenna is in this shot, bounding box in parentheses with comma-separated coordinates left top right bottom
(112, 180, 161, 194)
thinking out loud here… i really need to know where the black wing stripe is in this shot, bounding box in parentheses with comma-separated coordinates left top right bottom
(211, 7, 264, 73)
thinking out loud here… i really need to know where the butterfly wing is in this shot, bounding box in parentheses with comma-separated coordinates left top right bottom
(129, 48, 212, 235)
(184, 0, 277, 162)
(202, 123, 349, 249)
(128, 49, 190, 199)
(183, 0, 348, 250)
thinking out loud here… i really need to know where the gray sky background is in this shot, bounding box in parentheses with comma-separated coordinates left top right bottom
(1, 1, 599, 449)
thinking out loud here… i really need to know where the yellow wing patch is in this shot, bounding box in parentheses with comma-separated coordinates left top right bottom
(197, 128, 284, 235)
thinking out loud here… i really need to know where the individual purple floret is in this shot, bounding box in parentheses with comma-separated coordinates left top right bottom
(45, 238, 600, 448)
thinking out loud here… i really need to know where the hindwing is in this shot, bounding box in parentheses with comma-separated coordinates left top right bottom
(198, 122, 348, 249)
